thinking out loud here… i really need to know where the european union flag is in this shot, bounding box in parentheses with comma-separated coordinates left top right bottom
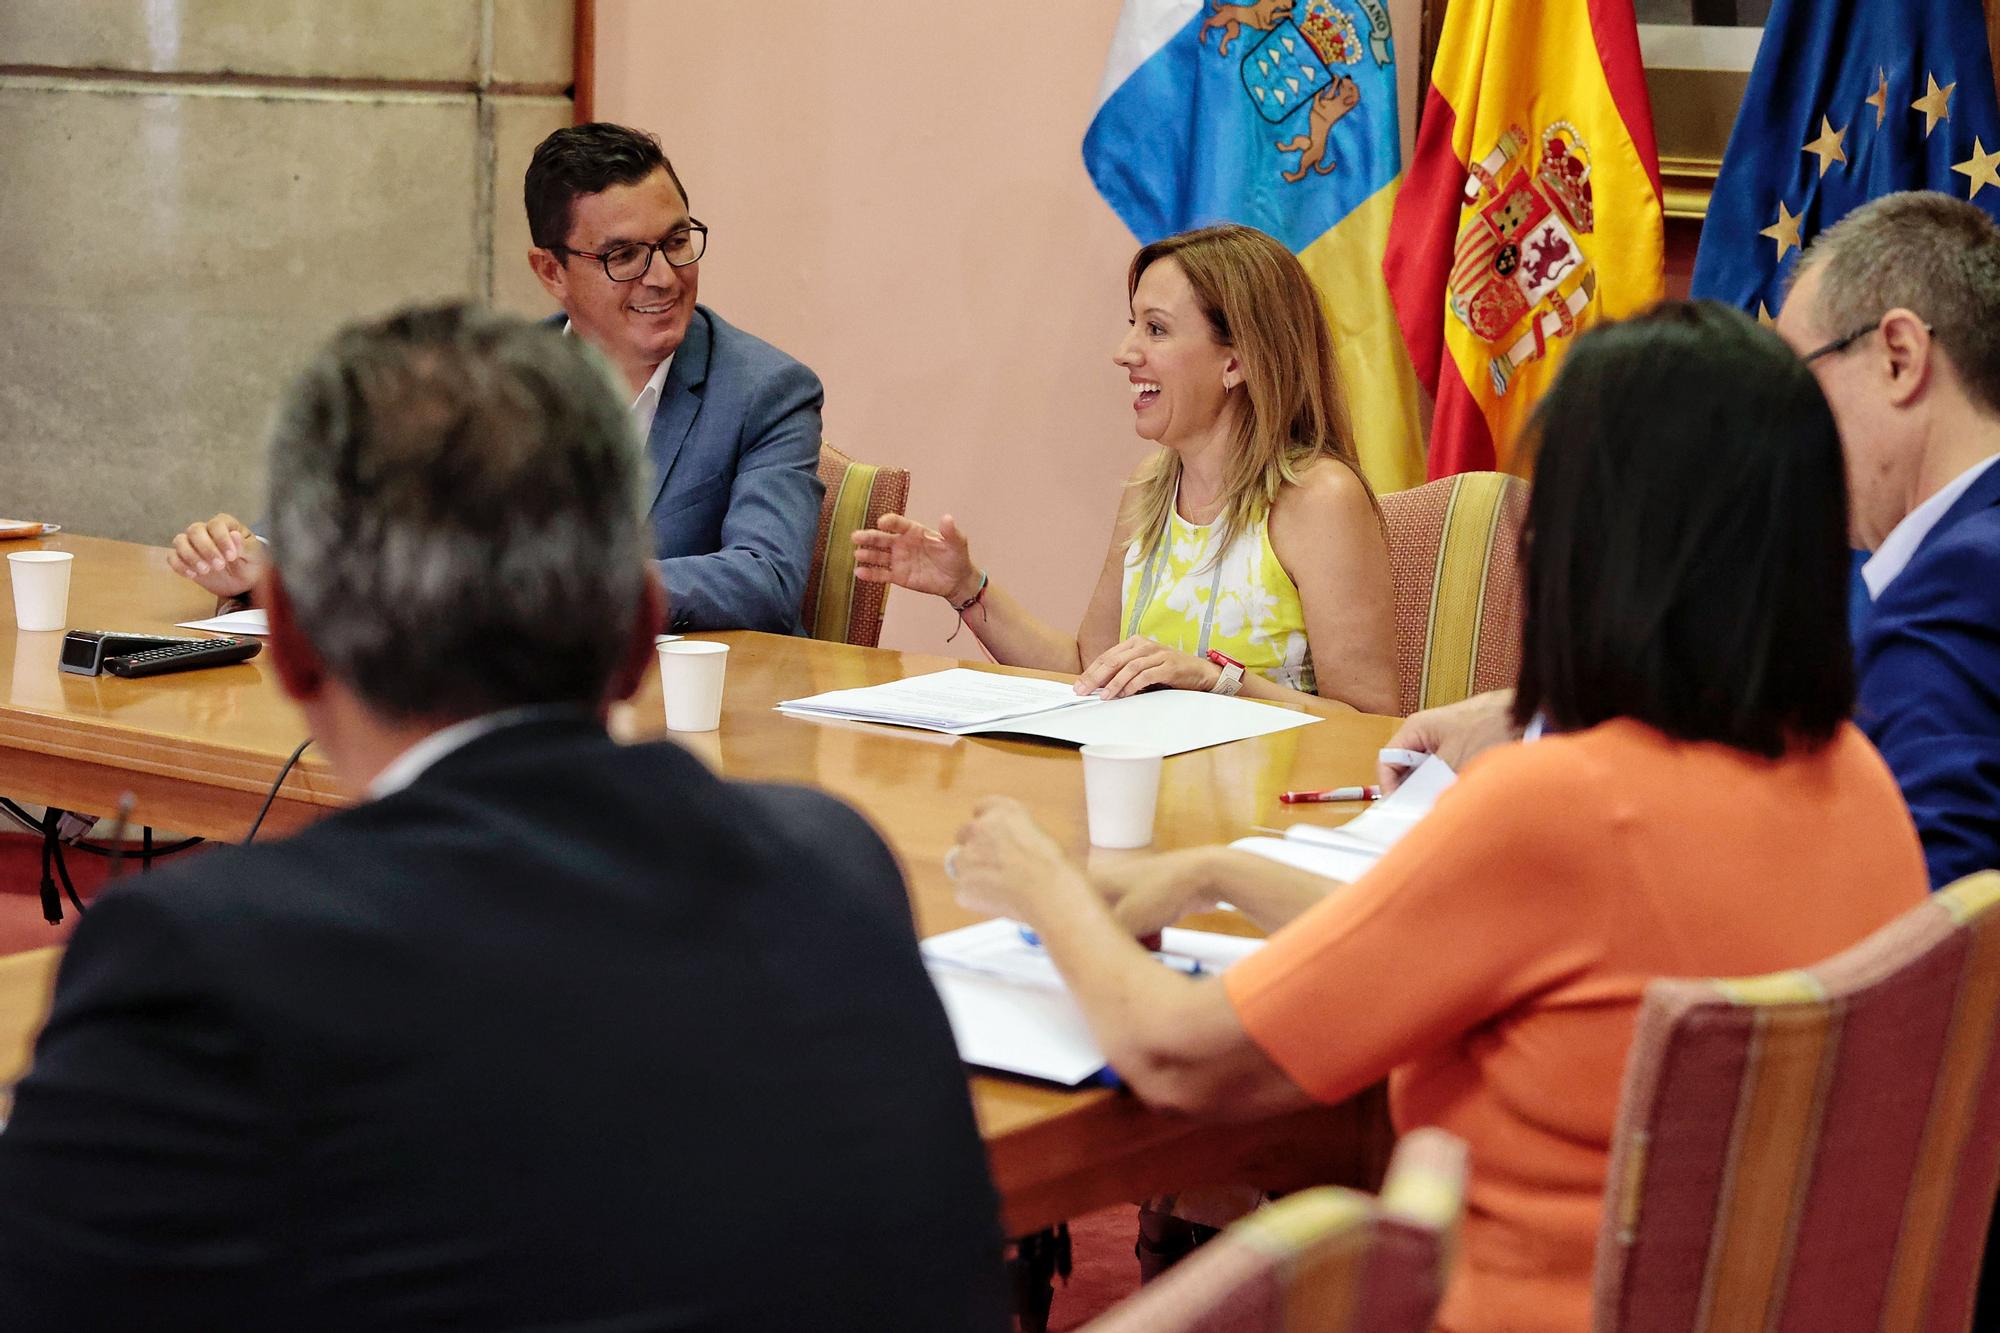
(1691, 0, 2000, 312)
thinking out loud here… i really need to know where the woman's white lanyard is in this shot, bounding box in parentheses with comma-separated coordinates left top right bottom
(1125, 518, 1228, 658)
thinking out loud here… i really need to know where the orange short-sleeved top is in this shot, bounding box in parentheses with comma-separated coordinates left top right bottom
(1224, 719, 1927, 1333)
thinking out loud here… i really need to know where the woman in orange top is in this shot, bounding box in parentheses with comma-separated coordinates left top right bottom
(947, 302, 1929, 1333)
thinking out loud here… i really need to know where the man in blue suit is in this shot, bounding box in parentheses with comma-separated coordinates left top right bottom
(1776, 191, 2000, 891)
(171, 123, 822, 635)
(522, 123, 823, 633)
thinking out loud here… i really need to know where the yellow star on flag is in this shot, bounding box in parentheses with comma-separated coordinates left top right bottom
(1802, 117, 1848, 177)
(1865, 69, 1889, 129)
(1760, 199, 1804, 262)
(1913, 72, 1956, 137)
(1755, 302, 1776, 328)
(1954, 136, 2000, 199)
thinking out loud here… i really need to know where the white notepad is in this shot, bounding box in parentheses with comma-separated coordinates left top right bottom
(777, 667, 1319, 757)
(922, 919, 1264, 1086)
(1231, 754, 1457, 883)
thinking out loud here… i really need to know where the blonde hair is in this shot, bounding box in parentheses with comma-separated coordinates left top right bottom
(1120, 223, 1371, 566)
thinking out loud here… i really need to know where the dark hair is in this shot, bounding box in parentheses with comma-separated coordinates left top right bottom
(524, 122, 688, 250)
(266, 304, 651, 719)
(1512, 300, 1853, 758)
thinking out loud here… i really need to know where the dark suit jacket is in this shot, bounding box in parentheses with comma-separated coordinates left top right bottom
(0, 718, 1007, 1331)
(550, 307, 824, 634)
(1855, 459, 2000, 889)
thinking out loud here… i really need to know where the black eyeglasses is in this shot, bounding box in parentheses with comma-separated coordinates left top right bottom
(1802, 322, 1878, 363)
(557, 221, 708, 282)
(1801, 316, 1933, 364)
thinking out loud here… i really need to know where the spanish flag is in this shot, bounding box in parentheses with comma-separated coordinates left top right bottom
(1384, 0, 1664, 478)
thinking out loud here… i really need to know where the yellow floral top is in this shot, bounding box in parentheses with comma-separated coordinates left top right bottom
(1120, 501, 1314, 693)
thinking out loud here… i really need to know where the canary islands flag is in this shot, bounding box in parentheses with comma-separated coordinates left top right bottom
(1084, 0, 1426, 494)
(1691, 0, 2000, 312)
(1383, 0, 1664, 478)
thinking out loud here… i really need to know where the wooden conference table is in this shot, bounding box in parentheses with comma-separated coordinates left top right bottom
(0, 533, 1400, 1234)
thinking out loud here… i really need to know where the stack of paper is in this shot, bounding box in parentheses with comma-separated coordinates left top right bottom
(1231, 754, 1457, 883)
(922, 919, 1263, 1086)
(778, 667, 1320, 757)
(781, 668, 1081, 731)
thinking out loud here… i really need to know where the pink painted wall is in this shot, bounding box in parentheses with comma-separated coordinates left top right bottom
(592, 2, 1420, 655)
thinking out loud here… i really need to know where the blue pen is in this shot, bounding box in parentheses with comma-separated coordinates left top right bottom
(1017, 924, 1205, 976)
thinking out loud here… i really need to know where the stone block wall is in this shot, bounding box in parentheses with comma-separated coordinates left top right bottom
(0, 1, 574, 541)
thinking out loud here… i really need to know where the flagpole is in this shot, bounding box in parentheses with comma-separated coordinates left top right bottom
(1985, 0, 2000, 109)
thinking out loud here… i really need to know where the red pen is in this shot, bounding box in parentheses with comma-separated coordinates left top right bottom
(1279, 785, 1381, 803)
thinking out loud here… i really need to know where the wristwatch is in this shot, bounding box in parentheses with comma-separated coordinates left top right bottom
(1206, 649, 1245, 697)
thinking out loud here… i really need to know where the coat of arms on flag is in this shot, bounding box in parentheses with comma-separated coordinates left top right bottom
(1197, 0, 1389, 185)
(1084, 0, 1428, 492)
(1449, 123, 1600, 396)
(1383, 0, 1662, 479)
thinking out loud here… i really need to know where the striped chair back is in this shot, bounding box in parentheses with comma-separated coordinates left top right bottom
(1593, 871, 2000, 1332)
(800, 444, 911, 648)
(1084, 1128, 1468, 1333)
(1378, 472, 1527, 717)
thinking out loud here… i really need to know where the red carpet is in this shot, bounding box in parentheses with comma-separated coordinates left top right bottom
(1048, 1206, 1144, 1330)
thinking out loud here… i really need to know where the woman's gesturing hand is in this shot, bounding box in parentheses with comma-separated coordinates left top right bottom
(851, 513, 982, 603)
(1075, 635, 1220, 698)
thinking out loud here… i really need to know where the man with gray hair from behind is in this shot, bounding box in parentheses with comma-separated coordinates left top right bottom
(0, 305, 1008, 1332)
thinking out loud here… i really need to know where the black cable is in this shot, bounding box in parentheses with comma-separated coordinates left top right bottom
(37, 819, 60, 925)
(48, 836, 203, 859)
(0, 796, 202, 859)
(142, 826, 153, 871)
(245, 738, 313, 844)
(48, 834, 87, 918)
(0, 797, 45, 837)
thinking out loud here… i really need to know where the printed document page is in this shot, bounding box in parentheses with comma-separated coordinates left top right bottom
(777, 667, 1092, 731)
(1231, 754, 1457, 883)
(922, 919, 1263, 1085)
(779, 667, 1320, 756)
(987, 687, 1319, 754)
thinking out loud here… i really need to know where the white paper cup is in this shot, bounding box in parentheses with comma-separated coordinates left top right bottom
(659, 640, 729, 732)
(1081, 743, 1164, 849)
(8, 551, 73, 632)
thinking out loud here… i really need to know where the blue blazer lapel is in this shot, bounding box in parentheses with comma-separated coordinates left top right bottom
(645, 309, 712, 515)
(1914, 457, 2000, 564)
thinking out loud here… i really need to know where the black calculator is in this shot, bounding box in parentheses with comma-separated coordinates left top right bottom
(60, 630, 262, 678)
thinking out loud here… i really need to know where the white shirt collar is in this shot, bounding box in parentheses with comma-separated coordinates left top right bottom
(365, 705, 587, 801)
(559, 319, 674, 439)
(1861, 454, 2000, 600)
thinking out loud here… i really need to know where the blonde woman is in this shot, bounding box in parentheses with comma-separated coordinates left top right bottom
(853, 224, 1397, 714)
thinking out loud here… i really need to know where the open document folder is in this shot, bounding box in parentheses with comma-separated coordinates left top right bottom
(1231, 754, 1457, 883)
(777, 667, 1319, 757)
(923, 919, 1264, 1086)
